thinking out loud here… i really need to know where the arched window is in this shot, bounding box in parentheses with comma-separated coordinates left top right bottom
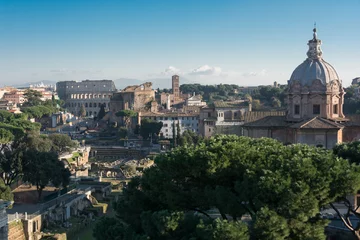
(89, 103, 92, 107)
(85, 103, 88, 107)
(93, 103, 97, 108)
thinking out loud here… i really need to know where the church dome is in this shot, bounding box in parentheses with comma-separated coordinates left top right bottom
(290, 59, 339, 86)
(289, 28, 340, 87)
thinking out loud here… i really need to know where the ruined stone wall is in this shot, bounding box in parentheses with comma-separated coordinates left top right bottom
(133, 90, 155, 111)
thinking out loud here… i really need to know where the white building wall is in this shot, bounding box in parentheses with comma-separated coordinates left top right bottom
(150, 116, 199, 139)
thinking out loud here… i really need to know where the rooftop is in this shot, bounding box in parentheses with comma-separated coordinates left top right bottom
(243, 115, 344, 129)
(140, 111, 200, 117)
(212, 101, 248, 108)
(290, 117, 344, 129)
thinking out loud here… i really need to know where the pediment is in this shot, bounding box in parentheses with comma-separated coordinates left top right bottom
(309, 94, 323, 100)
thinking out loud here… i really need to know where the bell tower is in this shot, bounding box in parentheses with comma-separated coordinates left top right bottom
(172, 75, 180, 103)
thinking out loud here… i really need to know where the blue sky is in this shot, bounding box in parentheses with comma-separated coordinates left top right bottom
(0, 0, 359, 87)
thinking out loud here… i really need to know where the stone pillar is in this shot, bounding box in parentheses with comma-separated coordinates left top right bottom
(339, 92, 345, 118)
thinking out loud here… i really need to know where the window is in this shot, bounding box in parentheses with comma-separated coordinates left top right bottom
(294, 105, 300, 115)
(234, 113, 237, 117)
(333, 104, 338, 114)
(165, 129, 168, 132)
(208, 112, 211, 117)
(313, 104, 320, 115)
(164, 124, 168, 127)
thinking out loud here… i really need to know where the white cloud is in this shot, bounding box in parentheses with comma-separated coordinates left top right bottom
(188, 65, 222, 76)
(161, 66, 181, 75)
(242, 69, 267, 77)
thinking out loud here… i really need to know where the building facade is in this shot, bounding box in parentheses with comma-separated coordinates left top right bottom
(199, 101, 250, 138)
(185, 93, 206, 106)
(139, 112, 200, 139)
(243, 28, 351, 149)
(109, 82, 155, 113)
(56, 80, 116, 117)
(2, 90, 26, 105)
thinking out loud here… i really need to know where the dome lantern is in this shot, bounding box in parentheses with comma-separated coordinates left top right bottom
(307, 28, 323, 60)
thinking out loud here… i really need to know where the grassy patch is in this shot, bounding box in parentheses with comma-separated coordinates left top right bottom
(67, 152, 80, 163)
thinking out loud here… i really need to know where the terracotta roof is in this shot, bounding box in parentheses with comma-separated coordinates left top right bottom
(213, 101, 247, 108)
(243, 116, 288, 128)
(289, 117, 344, 129)
(244, 111, 286, 123)
(243, 114, 343, 130)
(140, 111, 199, 117)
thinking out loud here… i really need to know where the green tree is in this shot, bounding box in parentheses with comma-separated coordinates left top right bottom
(0, 142, 25, 185)
(252, 99, 261, 110)
(98, 103, 106, 120)
(116, 110, 137, 129)
(172, 121, 176, 147)
(0, 110, 15, 123)
(9, 119, 41, 132)
(106, 136, 360, 240)
(118, 127, 128, 139)
(51, 94, 56, 105)
(48, 134, 77, 154)
(22, 105, 56, 119)
(139, 119, 163, 141)
(0, 180, 13, 201)
(176, 122, 181, 145)
(22, 150, 70, 200)
(80, 104, 86, 118)
(178, 130, 203, 147)
(23, 89, 43, 106)
(93, 217, 146, 240)
(332, 141, 360, 238)
(197, 218, 249, 240)
(0, 123, 25, 141)
(333, 141, 360, 164)
(0, 129, 14, 144)
(25, 131, 53, 152)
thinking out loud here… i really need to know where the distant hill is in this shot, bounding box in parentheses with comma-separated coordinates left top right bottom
(11, 80, 57, 88)
(113, 78, 143, 90)
(7, 77, 194, 90)
(114, 77, 193, 90)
